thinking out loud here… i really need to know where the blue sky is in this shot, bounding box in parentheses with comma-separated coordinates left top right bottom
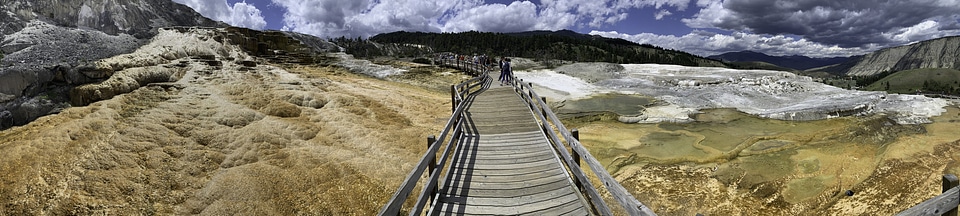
(173, 0, 960, 58)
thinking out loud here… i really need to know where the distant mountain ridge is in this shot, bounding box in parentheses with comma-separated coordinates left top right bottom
(363, 30, 726, 67)
(708, 51, 849, 70)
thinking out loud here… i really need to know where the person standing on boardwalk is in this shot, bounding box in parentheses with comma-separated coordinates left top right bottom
(499, 58, 512, 86)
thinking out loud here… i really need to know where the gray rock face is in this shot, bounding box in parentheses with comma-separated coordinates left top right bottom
(1, 0, 223, 37)
(846, 36, 960, 76)
(1, 22, 138, 99)
(0, 0, 225, 129)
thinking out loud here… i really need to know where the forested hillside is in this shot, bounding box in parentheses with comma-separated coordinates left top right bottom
(337, 30, 726, 67)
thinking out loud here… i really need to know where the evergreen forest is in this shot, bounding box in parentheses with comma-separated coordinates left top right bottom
(332, 30, 727, 67)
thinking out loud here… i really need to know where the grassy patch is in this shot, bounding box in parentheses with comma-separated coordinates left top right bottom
(863, 68, 960, 94)
(728, 61, 795, 72)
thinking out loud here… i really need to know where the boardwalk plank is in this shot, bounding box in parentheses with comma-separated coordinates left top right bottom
(451, 158, 557, 170)
(444, 166, 560, 177)
(439, 187, 576, 206)
(464, 140, 546, 148)
(475, 136, 545, 144)
(441, 177, 573, 197)
(452, 147, 557, 156)
(432, 192, 581, 215)
(450, 154, 557, 165)
(442, 171, 569, 191)
(443, 168, 566, 183)
(430, 73, 594, 215)
(431, 197, 586, 216)
(461, 151, 555, 160)
(459, 143, 551, 152)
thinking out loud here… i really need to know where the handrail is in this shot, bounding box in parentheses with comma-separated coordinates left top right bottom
(514, 81, 613, 215)
(510, 76, 658, 215)
(379, 55, 489, 216)
(898, 174, 959, 216)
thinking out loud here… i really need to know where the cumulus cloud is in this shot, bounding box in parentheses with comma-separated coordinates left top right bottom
(886, 20, 960, 44)
(268, 0, 694, 38)
(654, 10, 672, 20)
(226, 2, 267, 29)
(173, 0, 267, 29)
(590, 30, 876, 58)
(176, 0, 960, 57)
(442, 1, 540, 33)
(682, 0, 960, 48)
(542, 0, 691, 28)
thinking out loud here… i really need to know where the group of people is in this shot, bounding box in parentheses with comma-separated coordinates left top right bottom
(436, 53, 495, 66)
(498, 57, 512, 86)
(435, 52, 513, 86)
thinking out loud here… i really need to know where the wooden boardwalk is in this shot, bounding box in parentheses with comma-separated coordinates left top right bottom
(428, 72, 593, 215)
(381, 58, 655, 216)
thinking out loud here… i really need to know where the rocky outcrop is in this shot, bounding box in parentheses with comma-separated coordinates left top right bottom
(220, 27, 340, 64)
(68, 26, 341, 107)
(0, 0, 224, 129)
(1, 22, 137, 100)
(709, 50, 850, 71)
(0, 0, 223, 37)
(845, 36, 960, 76)
(0, 48, 450, 215)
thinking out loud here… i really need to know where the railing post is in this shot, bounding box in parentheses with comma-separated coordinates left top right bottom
(528, 86, 535, 104)
(571, 128, 584, 194)
(539, 97, 547, 132)
(572, 129, 581, 167)
(944, 174, 959, 216)
(450, 85, 457, 114)
(427, 135, 438, 204)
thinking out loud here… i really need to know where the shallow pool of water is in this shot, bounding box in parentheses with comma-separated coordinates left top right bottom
(571, 106, 955, 206)
(556, 93, 653, 117)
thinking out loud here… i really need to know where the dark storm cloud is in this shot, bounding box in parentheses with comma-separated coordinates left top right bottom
(687, 0, 960, 47)
(941, 17, 960, 31)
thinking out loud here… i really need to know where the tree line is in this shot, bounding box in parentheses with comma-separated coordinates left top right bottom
(332, 30, 726, 67)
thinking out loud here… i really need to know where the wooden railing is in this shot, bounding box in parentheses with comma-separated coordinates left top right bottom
(898, 174, 959, 216)
(434, 55, 489, 77)
(378, 58, 490, 216)
(382, 54, 655, 215)
(510, 76, 659, 216)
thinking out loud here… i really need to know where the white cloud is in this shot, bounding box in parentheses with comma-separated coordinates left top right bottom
(654, 10, 672, 20)
(269, 0, 695, 38)
(273, 0, 484, 38)
(173, 0, 267, 29)
(177, 0, 960, 58)
(442, 1, 540, 33)
(590, 30, 876, 58)
(682, 0, 729, 29)
(541, 0, 691, 28)
(535, 5, 579, 30)
(681, 0, 960, 48)
(886, 20, 960, 43)
(226, 2, 267, 29)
